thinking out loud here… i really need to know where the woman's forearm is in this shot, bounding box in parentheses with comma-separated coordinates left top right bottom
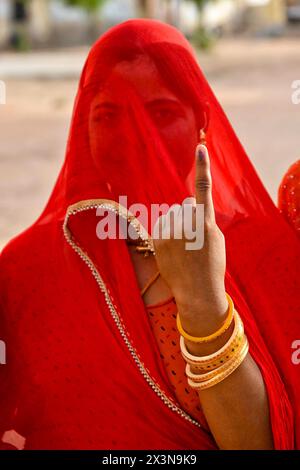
(194, 354, 273, 449)
(182, 306, 274, 450)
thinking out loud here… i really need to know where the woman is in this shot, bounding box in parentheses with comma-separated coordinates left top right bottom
(1, 19, 300, 450)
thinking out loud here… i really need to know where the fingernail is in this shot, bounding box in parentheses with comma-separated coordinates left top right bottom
(197, 145, 207, 161)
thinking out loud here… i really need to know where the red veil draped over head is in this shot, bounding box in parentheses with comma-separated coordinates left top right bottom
(1, 19, 300, 450)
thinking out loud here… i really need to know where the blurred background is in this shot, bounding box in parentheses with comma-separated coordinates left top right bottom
(0, 0, 300, 249)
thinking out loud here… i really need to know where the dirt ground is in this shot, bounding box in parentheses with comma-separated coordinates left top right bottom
(1, 37, 300, 249)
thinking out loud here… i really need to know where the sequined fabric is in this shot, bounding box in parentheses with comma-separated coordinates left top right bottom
(146, 296, 209, 430)
(278, 160, 300, 234)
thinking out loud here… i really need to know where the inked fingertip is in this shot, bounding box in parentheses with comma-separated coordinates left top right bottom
(197, 144, 207, 162)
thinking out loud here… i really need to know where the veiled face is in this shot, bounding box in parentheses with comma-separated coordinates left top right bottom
(89, 54, 198, 179)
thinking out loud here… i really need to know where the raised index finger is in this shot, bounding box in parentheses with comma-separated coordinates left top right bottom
(195, 144, 215, 223)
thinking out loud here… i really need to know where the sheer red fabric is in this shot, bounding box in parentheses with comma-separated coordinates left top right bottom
(1, 19, 300, 449)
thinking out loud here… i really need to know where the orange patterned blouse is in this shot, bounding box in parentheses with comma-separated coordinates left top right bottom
(145, 296, 210, 431)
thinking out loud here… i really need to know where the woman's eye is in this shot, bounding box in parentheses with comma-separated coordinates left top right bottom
(92, 109, 120, 123)
(149, 105, 183, 126)
(152, 108, 175, 124)
(156, 109, 171, 117)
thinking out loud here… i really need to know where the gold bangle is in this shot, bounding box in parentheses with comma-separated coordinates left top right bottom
(187, 339, 249, 391)
(176, 293, 234, 344)
(179, 310, 244, 371)
(185, 334, 248, 382)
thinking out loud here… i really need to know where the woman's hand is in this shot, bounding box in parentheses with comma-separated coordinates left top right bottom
(153, 144, 228, 338)
(153, 144, 274, 450)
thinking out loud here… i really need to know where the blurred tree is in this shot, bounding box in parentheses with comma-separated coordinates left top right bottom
(135, 0, 219, 49)
(63, 0, 106, 11)
(191, 0, 211, 8)
(62, 0, 107, 39)
(10, 0, 30, 51)
(190, 0, 219, 50)
(136, 0, 216, 21)
(191, 0, 219, 13)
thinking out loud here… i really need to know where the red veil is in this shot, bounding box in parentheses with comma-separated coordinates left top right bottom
(1, 19, 300, 450)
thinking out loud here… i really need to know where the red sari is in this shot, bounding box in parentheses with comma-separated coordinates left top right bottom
(1, 19, 300, 450)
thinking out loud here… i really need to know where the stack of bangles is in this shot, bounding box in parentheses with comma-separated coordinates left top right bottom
(176, 293, 249, 391)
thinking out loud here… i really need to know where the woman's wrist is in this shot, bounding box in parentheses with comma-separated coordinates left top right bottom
(175, 290, 229, 336)
(175, 290, 230, 356)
